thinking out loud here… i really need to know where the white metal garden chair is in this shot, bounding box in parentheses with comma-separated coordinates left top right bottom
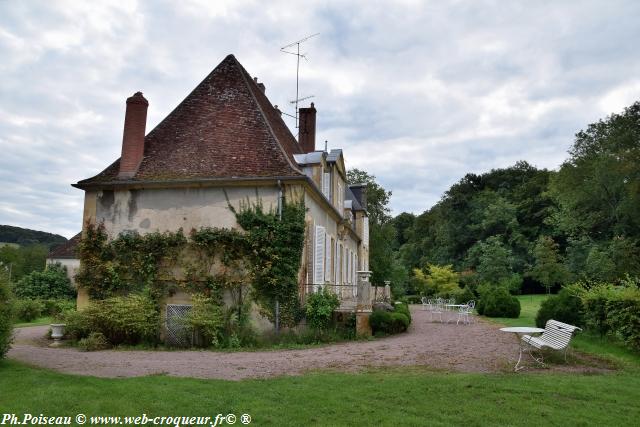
(456, 300, 475, 325)
(432, 298, 444, 323)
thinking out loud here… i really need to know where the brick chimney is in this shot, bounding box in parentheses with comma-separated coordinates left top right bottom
(118, 92, 148, 178)
(298, 102, 316, 153)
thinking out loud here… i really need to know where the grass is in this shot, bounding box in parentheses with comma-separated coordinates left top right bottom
(489, 294, 549, 327)
(487, 294, 640, 367)
(13, 316, 52, 328)
(2, 294, 639, 425)
(1, 360, 640, 426)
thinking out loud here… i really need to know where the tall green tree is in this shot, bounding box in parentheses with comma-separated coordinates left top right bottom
(552, 101, 640, 281)
(527, 236, 569, 294)
(347, 169, 392, 226)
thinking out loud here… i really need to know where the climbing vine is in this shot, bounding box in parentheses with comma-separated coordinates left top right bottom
(75, 201, 306, 327)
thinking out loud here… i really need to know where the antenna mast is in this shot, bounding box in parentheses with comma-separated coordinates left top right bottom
(280, 32, 319, 129)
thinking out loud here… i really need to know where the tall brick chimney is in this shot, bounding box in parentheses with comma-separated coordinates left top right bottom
(118, 92, 148, 178)
(298, 102, 316, 153)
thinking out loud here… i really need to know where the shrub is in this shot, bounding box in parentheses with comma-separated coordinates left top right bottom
(13, 299, 44, 322)
(78, 332, 110, 352)
(535, 287, 584, 328)
(455, 286, 475, 305)
(369, 310, 393, 335)
(581, 283, 616, 336)
(42, 299, 76, 318)
(370, 303, 412, 335)
(184, 294, 223, 348)
(393, 302, 412, 325)
(480, 287, 521, 318)
(14, 264, 75, 300)
(305, 287, 340, 331)
(0, 274, 13, 359)
(63, 294, 159, 346)
(390, 312, 410, 332)
(606, 287, 640, 351)
(63, 309, 92, 340)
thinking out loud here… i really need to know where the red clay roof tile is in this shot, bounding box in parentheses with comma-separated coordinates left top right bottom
(76, 55, 304, 187)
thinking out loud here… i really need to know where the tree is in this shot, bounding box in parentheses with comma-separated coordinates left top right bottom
(528, 236, 569, 294)
(346, 169, 395, 286)
(551, 101, 640, 282)
(466, 236, 521, 290)
(14, 263, 75, 299)
(424, 264, 460, 296)
(347, 169, 392, 225)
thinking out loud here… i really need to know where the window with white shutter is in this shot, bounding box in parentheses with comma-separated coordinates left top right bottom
(322, 172, 331, 200)
(337, 180, 343, 212)
(342, 246, 347, 284)
(334, 239, 339, 283)
(362, 219, 369, 246)
(314, 226, 325, 285)
(325, 234, 331, 283)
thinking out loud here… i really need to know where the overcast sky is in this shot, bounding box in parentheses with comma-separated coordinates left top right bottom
(1, 0, 639, 239)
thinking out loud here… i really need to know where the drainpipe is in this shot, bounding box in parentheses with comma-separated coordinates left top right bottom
(276, 179, 283, 336)
(277, 179, 283, 221)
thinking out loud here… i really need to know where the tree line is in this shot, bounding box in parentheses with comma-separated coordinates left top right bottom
(355, 101, 640, 295)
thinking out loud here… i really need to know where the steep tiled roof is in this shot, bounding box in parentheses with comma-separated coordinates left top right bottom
(48, 232, 81, 259)
(76, 55, 304, 187)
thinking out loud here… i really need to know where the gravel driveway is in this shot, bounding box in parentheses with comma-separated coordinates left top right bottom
(7, 306, 591, 380)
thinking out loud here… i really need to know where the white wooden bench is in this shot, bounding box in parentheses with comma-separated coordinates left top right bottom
(522, 319, 581, 364)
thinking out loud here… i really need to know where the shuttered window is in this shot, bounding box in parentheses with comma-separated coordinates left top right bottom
(314, 225, 325, 285)
(325, 234, 332, 282)
(363, 219, 369, 246)
(322, 172, 331, 200)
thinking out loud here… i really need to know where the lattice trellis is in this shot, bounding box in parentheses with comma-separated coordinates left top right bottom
(165, 304, 192, 347)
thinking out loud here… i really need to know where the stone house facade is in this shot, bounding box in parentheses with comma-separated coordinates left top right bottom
(73, 54, 369, 329)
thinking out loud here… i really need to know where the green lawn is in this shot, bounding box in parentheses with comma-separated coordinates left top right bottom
(489, 294, 549, 327)
(13, 316, 52, 328)
(2, 295, 640, 426)
(1, 360, 639, 426)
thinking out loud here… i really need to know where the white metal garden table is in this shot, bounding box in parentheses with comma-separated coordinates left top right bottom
(444, 304, 467, 323)
(500, 326, 545, 371)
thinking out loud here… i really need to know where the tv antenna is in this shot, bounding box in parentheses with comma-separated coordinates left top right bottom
(280, 32, 319, 129)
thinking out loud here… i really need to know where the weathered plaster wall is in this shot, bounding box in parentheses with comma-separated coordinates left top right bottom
(94, 186, 279, 237)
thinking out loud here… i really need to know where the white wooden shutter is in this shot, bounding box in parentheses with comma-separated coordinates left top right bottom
(322, 172, 331, 200)
(337, 243, 342, 284)
(342, 246, 347, 283)
(314, 226, 325, 285)
(325, 235, 331, 282)
(334, 239, 339, 283)
(363, 220, 369, 246)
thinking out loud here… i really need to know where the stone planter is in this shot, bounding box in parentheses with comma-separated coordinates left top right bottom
(50, 323, 66, 347)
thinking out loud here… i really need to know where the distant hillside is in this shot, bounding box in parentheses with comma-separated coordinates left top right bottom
(0, 225, 68, 248)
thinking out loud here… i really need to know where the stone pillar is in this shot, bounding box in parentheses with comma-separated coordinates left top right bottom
(384, 280, 391, 301)
(356, 270, 372, 336)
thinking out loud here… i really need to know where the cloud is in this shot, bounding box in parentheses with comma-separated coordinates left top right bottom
(1, 0, 639, 237)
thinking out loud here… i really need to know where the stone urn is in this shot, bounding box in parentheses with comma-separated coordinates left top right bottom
(50, 324, 66, 347)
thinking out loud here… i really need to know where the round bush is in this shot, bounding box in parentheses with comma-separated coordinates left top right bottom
(482, 287, 521, 318)
(14, 264, 75, 300)
(13, 299, 44, 322)
(369, 310, 393, 335)
(0, 275, 13, 359)
(535, 288, 584, 328)
(78, 332, 110, 352)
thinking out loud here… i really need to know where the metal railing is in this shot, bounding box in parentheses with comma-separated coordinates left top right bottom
(302, 283, 358, 302)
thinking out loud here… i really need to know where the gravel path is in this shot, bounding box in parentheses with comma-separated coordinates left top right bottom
(7, 307, 593, 380)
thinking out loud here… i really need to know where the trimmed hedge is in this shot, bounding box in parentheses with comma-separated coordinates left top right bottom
(535, 287, 584, 328)
(370, 302, 412, 335)
(478, 287, 520, 318)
